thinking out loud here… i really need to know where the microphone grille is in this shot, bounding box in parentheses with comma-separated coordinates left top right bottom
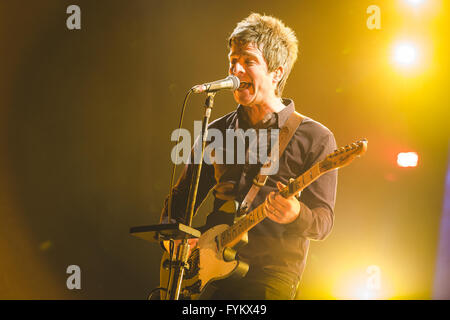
(228, 75, 240, 90)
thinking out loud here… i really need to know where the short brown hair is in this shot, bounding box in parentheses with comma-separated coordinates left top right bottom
(228, 13, 298, 97)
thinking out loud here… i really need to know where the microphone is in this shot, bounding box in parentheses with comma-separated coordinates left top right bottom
(191, 75, 240, 94)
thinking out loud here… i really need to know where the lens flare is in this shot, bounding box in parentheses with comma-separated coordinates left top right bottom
(405, 0, 425, 6)
(397, 152, 419, 167)
(394, 43, 418, 65)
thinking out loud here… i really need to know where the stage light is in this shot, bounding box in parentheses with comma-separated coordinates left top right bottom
(394, 43, 418, 66)
(405, 0, 425, 6)
(397, 152, 419, 167)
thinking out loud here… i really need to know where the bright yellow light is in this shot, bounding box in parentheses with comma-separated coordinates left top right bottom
(405, 0, 425, 6)
(332, 265, 395, 300)
(397, 152, 419, 167)
(394, 43, 418, 66)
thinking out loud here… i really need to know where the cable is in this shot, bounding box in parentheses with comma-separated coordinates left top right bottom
(156, 88, 193, 300)
(147, 287, 167, 300)
(164, 88, 193, 224)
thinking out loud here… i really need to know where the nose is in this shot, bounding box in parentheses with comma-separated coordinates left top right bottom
(230, 61, 245, 76)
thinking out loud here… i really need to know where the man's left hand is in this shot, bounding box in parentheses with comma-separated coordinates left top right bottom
(264, 181, 301, 224)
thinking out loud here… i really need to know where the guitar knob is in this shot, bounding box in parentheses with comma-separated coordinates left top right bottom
(181, 289, 191, 298)
(223, 247, 237, 262)
(162, 259, 171, 270)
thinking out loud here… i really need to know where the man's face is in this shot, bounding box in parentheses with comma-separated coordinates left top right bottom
(228, 42, 278, 107)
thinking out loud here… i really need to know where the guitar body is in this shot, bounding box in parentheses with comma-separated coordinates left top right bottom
(160, 223, 249, 300)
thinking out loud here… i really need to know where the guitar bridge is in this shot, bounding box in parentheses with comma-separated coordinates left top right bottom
(184, 248, 200, 280)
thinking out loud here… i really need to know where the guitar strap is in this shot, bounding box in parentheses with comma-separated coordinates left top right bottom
(236, 110, 304, 217)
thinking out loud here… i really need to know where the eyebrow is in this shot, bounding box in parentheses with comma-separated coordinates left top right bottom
(228, 51, 259, 60)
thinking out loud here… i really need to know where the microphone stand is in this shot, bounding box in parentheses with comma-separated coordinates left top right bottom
(165, 91, 216, 300)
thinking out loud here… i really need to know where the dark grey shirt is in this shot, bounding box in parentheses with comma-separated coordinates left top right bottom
(161, 98, 337, 280)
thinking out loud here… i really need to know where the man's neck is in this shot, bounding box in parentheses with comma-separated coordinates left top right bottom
(242, 97, 285, 126)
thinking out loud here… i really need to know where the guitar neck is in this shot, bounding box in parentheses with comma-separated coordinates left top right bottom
(219, 162, 322, 248)
(218, 138, 368, 248)
(279, 162, 322, 198)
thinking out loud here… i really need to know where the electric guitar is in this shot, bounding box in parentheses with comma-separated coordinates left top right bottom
(160, 139, 368, 300)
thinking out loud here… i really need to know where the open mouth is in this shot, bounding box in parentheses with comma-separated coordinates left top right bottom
(239, 82, 252, 90)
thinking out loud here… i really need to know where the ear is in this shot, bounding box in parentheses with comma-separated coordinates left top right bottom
(272, 65, 285, 86)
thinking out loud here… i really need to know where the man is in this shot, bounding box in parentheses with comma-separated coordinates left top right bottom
(160, 13, 337, 300)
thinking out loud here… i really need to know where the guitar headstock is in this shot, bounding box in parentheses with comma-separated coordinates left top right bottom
(319, 139, 368, 173)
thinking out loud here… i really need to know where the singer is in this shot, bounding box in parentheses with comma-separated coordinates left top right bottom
(160, 13, 338, 300)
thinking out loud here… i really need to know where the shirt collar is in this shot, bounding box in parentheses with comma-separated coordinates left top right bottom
(236, 98, 295, 129)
